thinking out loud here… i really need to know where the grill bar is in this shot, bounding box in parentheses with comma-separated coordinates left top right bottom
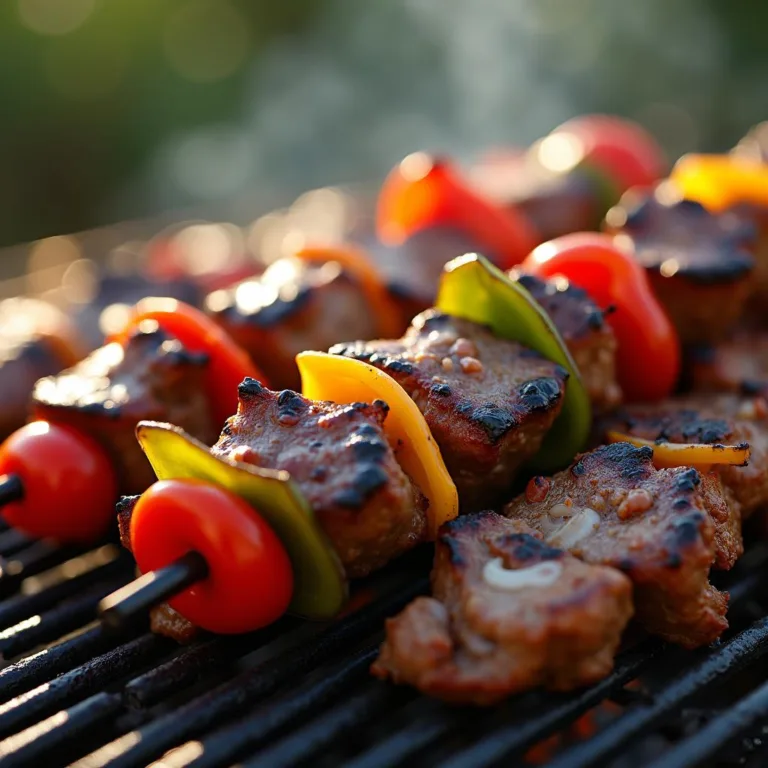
(0, 543, 90, 598)
(0, 692, 123, 765)
(241, 685, 407, 768)
(542, 618, 768, 768)
(646, 677, 768, 768)
(0, 579, 128, 659)
(124, 620, 295, 708)
(84, 577, 428, 768)
(186, 645, 380, 768)
(0, 633, 167, 741)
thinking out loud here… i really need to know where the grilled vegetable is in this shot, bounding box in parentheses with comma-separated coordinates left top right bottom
(435, 253, 590, 470)
(522, 233, 680, 402)
(377, 153, 539, 270)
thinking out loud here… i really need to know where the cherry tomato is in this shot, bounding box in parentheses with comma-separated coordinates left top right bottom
(131, 478, 293, 634)
(522, 232, 680, 402)
(551, 115, 666, 197)
(0, 421, 117, 542)
(110, 299, 263, 428)
(376, 153, 539, 270)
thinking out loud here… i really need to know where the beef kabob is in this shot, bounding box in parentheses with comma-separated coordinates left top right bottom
(373, 235, 754, 703)
(0, 299, 262, 543)
(99, 255, 613, 640)
(202, 114, 660, 391)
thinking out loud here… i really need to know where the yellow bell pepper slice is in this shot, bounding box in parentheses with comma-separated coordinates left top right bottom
(606, 430, 751, 471)
(297, 351, 459, 539)
(670, 154, 768, 212)
(436, 253, 591, 470)
(136, 421, 347, 620)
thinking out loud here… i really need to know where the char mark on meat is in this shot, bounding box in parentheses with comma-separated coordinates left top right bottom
(372, 512, 633, 705)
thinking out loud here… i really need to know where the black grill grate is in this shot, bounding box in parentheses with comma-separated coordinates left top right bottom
(0, 530, 766, 767)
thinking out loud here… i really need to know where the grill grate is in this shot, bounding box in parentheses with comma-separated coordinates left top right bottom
(0, 537, 764, 767)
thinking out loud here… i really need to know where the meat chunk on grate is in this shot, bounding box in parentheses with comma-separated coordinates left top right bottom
(373, 512, 633, 704)
(211, 378, 428, 578)
(600, 393, 766, 518)
(504, 443, 736, 648)
(513, 272, 622, 412)
(331, 310, 568, 511)
(33, 323, 218, 495)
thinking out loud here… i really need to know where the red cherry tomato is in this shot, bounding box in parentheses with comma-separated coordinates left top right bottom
(376, 153, 540, 270)
(551, 115, 666, 196)
(131, 479, 293, 634)
(0, 421, 117, 542)
(110, 299, 263, 429)
(522, 232, 680, 402)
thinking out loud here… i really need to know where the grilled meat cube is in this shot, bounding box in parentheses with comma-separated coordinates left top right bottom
(116, 495, 198, 643)
(513, 272, 621, 412)
(207, 257, 380, 390)
(372, 512, 633, 705)
(604, 191, 755, 344)
(32, 323, 217, 495)
(726, 204, 768, 320)
(685, 333, 768, 397)
(504, 443, 733, 648)
(0, 298, 82, 439)
(360, 226, 484, 324)
(331, 310, 568, 511)
(601, 394, 766, 518)
(211, 378, 428, 578)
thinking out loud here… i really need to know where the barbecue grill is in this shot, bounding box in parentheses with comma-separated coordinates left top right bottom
(0, 523, 764, 767)
(3, 204, 768, 768)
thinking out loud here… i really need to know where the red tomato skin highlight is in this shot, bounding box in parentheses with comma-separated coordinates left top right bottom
(552, 115, 667, 194)
(131, 479, 293, 634)
(522, 232, 680, 402)
(110, 300, 263, 429)
(0, 421, 117, 542)
(377, 154, 539, 270)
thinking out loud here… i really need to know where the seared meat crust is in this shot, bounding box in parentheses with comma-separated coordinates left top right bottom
(605, 192, 755, 344)
(686, 333, 768, 399)
(33, 325, 217, 495)
(211, 378, 427, 578)
(513, 272, 622, 412)
(601, 394, 767, 518)
(372, 512, 633, 704)
(331, 310, 568, 511)
(207, 257, 379, 390)
(504, 443, 732, 648)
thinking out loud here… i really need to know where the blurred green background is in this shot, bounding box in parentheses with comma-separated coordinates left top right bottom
(1, 0, 766, 248)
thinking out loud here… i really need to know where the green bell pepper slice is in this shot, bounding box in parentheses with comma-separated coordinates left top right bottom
(136, 420, 347, 620)
(435, 253, 591, 469)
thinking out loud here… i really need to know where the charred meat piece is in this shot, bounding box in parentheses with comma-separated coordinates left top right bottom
(331, 310, 568, 511)
(601, 394, 766, 518)
(117, 495, 198, 643)
(372, 512, 632, 705)
(685, 333, 768, 397)
(33, 323, 217, 495)
(604, 189, 756, 343)
(468, 151, 606, 240)
(726, 203, 768, 320)
(360, 226, 484, 323)
(0, 298, 82, 439)
(210, 378, 428, 578)
(513, 272, 621, 412)
(207, 257, 380, 390)
(504, 443, 733, 648)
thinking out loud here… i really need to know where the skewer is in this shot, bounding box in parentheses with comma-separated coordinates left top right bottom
(98, 551, 209, 632)
(0, 475, 23, 506)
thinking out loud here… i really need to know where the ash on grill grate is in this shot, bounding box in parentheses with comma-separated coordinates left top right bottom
(0, 537, 764, 767)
